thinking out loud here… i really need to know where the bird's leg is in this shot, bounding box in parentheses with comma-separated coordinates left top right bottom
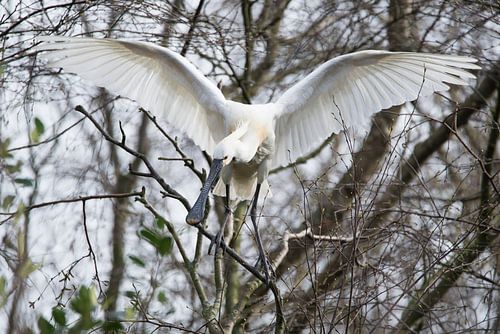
(186, 159, 223, 225)
(208, 184, 232, 255)
(250, 183, 273, 285)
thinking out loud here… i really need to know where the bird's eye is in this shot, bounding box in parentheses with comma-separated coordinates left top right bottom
(224, 156, 228, 160)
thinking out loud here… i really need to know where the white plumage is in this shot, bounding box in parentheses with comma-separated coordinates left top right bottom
(35, 36, 480, 209)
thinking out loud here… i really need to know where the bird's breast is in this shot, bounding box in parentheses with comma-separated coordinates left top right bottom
(254, 138, 273, 164)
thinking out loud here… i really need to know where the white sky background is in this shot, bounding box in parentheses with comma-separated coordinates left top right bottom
(0, 0, 498, 332)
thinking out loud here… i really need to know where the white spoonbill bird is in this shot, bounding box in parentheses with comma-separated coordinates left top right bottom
(36, 36, 479, 281)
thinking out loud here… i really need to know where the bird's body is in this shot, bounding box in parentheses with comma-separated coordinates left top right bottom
(36, 36, 480, 281)
(212, 101, 275, 200)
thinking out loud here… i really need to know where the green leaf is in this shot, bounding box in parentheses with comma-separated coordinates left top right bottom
(139, 228, 159, 244)
(18, 258, 41, 279)
(52, 307, 66, 326)
(35, 117, 45, 135)
(0, 138, 11, 158)
(158, 236, 173, 256)
(2, 195, 15, 210)
(31, 117, 45, 143)
(30, 129, 40, 143)
(128, 255, 146, 267)
(5, 161, 22, 174)
(125, 290, 136, 299)
(139, 228, 172, 256)
(102, 320, 123, 331)
(124, 306, 135, 320)
(70, 286, 97, 315)
(14, 178, 33, 187)
(38, 317, 55, 334)
(157, 290, 168, 304)
(155, 216, 166, 229)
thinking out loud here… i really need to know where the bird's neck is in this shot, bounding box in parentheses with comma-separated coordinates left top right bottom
(234, 132, 262, 163)
(217, 123, 262, 163)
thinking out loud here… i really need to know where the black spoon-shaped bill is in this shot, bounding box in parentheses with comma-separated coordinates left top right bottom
(186, 159, 224, 225)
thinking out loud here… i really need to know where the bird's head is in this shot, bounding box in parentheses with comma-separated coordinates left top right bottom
(213, 143, 235, 166)
(213, 122, 250, 165)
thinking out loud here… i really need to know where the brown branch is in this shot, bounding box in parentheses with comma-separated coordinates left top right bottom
(369, 64, 499, 229)
(81, 200, 104, 296)
(180, 0, 205, 56)
(395, 80, 500, 331)
(0, 190, 144, 225)
(270, 105, 402, 284)
(75, 104, 286, 331)
(241, 0, 254, 93)
(119, 319, 204, 333)
(106, 110, 151, 319)
(246, 0, 291, 98)
(134, 194, 219, 332)
(140, 108, 204, 181)
(270, 131, 337, 174)
(215, 25, 252, 103)
(7, 114, 87, 153)
(136, 191, 285, 332)
(193, 221, 286, 333)
(74, 105, 191, 210)
(0, 1, 90, 39)
(284, 64, 498, 332)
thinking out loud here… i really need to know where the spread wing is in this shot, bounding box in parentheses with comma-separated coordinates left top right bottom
(35, 36, 229, 153)
(273, 50, 480, 167)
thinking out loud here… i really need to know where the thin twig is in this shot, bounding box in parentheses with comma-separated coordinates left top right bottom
(0, 190, 144, 225)
(7, 115, 86, 153)
(158, 157, 194, 163)
(285, 227, 367, 242)
(180, 0, 205, 56)
(75, 105, 191, 210)
(81, 200, 104, 296)
(119, 319, 204, 333)
(140, 108, 205, 180)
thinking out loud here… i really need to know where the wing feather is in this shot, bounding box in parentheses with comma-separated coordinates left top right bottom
(36, 36, 228, 153)
(273, 50, 480, 168)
